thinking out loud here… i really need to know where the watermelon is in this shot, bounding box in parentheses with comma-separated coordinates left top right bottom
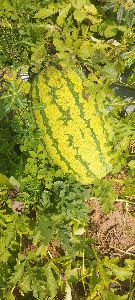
(32, 66, 113, 184)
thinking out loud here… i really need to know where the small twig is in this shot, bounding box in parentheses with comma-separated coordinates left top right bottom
(82, 251, 85, 276)
(47, 249, 53, 259)
(110, 245, 135, 257)
(124, 245, 135, 256)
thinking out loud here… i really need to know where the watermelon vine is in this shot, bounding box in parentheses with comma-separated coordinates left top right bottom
(0, 1, 135, 299)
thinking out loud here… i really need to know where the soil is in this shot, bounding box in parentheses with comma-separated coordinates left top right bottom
(86, 169, 135, 259)
(87, 198, 135, 258)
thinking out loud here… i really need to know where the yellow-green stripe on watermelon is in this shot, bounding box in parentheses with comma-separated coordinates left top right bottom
(32, 66, 113, 184)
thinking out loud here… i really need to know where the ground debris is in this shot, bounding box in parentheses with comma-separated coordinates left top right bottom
(87, 198, 135, 258)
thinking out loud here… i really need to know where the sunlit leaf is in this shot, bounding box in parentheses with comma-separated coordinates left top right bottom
(34, 5, 58, 19)
(84, 4, 97, 15)
(73, 9, 86, 22)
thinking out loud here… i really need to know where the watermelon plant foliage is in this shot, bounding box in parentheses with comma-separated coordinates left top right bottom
(0, 0, 135, 299)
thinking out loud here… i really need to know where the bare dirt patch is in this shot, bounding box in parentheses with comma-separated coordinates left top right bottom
(87, 198, 135, 258)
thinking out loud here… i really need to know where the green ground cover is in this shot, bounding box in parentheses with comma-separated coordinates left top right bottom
(0, 1, 135, 299)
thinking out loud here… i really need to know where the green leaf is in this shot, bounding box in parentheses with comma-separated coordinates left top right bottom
(98, 22, 118, 38)
(71, 0, 87, 10)
(103, 291, 128, 300)
(66, 268, 78, 284)
(0, 173, 11, 188)
(31, 44, 47, 62)
(112, 266, 133, 281)
(90, 24, 98, 32)
(9, 176, 20, 192)
(128, 160, 135, 170)
(11, 264, 24, 285)
(34, 4, 58, 19)
(77, 41, 93, 59)
(35, 215, 55, 245)
(0, 248, 11, 263)
(1, 0, 13, 12)
(73, 9, 86, 22)
(72, 27, 79, 41)
(103, 257, 134, 281)
(124, 259, 135, 270)
(5, 293, 15, 300)
(53, 38, 67, 52)
(45, 265, 58, 299)
(19, 274, 32, 293)
(104, 25, 118, 38)
(57, 4, 71, 26)
(84, 4, 97, 15)
(102, 64, 119, 81)
(5, 223, 16, 247)
(127, 72, 135, 86)
(94, 179, 116, 213)
(81, 24, 89, 38)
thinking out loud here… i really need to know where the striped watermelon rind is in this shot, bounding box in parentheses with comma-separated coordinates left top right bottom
(32, 66, 113, 184)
